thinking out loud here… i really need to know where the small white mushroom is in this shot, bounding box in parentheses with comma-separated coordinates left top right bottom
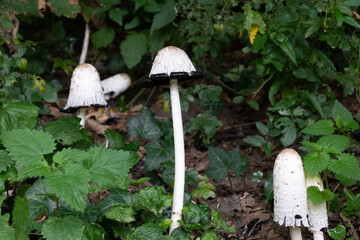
(61, 63, 107, 128)
(273, 148, 309, 240)
(101, 73, 131, 100)
(305, 174, 328, 240)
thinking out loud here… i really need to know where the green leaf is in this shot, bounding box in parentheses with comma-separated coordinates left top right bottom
(139, 186, 171, 216)
(98, 189, 136, 214)
(82, 222, 105, 240)
(210, 210, 235, 233)
(307, 186, 335, 205)
(42, 216, 83, 240)
(131, 223, 163, 240)
(201, 230, 218, 240)
(343, 188, 360, 217)
(106, 205, 135, 223)
(91, 26, 115, 50)
(0, 214, 15, 240)
(120, 33, 148, 68)
(43, 117, 86, 145)
(13, 196, 29, 240)
(332, 99, 357, 130)
(109, 8, 128, 26)
(328, 224, 346, 240)
(301, 120, 335, 135)
(45, 164, 89, 212)
(182, 203, 210, 226)
(58, 202, 101, 223)
(264, 173, 273, 202)
(252, 34, 268, 52)
(342, 0, 360, 6)
(275, 39, 297, 65)
(48, 0, 81, 18)
(303, 151, 330, 177)
(0, 150, 13, 172)
(247, 100, 259, 110)
(191, 181, 216, 200)
(328, 154, 360, 181)
(255, 122, 269, 136)
(301, 90, 324, 118)
(53, 148, 89, 166)
(313, 49, 336, 71)
(104, 129, 125, 149)
(280, 125, 297, 147)
(144, 141, 174, 171)
(316, 135, 349, 154)
(343, 15, 360, 29)
(305, 18, 322, 38)
(0, 102, 38, 136)
(127, 109, 162, 140)
(244, 135, 265, 147)
(151, 0, 176, 32)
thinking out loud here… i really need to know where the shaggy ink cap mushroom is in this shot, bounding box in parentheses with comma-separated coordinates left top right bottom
(101, 73, 131, 100)
(61, 63, 108, 113)
(273, 148, 309, 240)
(141, 46, 203, 87)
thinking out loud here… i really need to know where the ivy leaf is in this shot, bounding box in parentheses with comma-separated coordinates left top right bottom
(144, 141, 174, 171)
(307, 186, 335, 205)
(48, 0, 81, 18)
(0, 214, 15, 240)
(303, 151, 330, 177)
(150, 0, 176, 32)
(45, 164, 89, 212)
(316, 135, 349, 154)
(139, 186, 171, 216)
(12, 196, 29, 240)
(0, 150, 13, 172)
(120, 33, 148, 68)
(127, 109, 162, 140)
(91, 26, 115, 50)
(301, 120, 335, 135)
(42, 216, 83, 240)
(106, 205, 135, 223)
(0, 102, 38, 136)
(328, 154, 360, 181)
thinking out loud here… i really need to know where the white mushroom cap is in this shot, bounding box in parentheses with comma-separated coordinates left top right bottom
(101, 73, 131, 100)
(273, 148, 309, 227)
(305, 174, 328, 233)
(62, 63, 107, 112)
(149, 46, 196, 76)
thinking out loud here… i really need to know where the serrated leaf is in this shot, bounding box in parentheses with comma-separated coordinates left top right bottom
(332, 100, 354, 129)
(150, 0, 176, 32)
(244, 135, 265, 147)
(328, 224, 346, 240)
(144, 141, 174, 171)
(301, 120, 335, 135)
(301, 90, 324, 118)
(91, 26, 115, 50)
(131, 223, 163, 240)
(120, 33, 148, 68)
(275, 39, 297, 65)
(139, 186, 171, 216)
(342, 0, 360, 6)
(82, 222, 105, 240)
(42, 216, 83, 240)
(45, 164, 89, 212)
(280, 125, 297, 147)
(317, 135, 349, 154)
(98, 189, 135, 214)
(343, 15, 360, 28)
(0, 150, 13, 172)
(307, 186, 335, 205)
(127, 109, 162, 140)
(109, 8, 128, 26)
(191, 181, 216, 200)
(104, 129, 125, 149)
(0, 214, 15, 240)
(48, 0, 80, 18)
(106, 205, 135, 223)
(328, 154, 360, 181)
(303, 151, 330, 177)
(13, 196, 29, 240)
(53, 148, 89, 166)
(43, 117, 86, 145)
(0, 102, 38, 136)
(59, 203, 101, 222)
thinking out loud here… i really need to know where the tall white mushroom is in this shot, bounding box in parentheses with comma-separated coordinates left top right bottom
(61, 63, 107, 128)
(273, 148, 309, 240)
(305, 174, 328, 240)
(142, 46, 203, 233)
(101, 73, 131, 100)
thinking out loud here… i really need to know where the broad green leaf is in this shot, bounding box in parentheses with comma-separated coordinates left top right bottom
(98, 189, 136, 214)
(210, 210, 235, 233)
(12, 196, 29, 240)
(87, 147, 139, 187)
(82, 222, 105, 240)
(182, 203, 210, 226)
(144, 141, 174, 171)
(328, 224, 346, 240)
(0, 214, 15, 240)
(313, 49, 336, 71)
(106, 205, 135, 223)
(53, 148, 89, 166)
(301, 120, 335, 135)
(0, 102, 38, 136)
(45, 164, 89, 212)
(343, 188, 360, 216)
(139, 186, 171, 216)
(252, 34, 268, 52)
(131, 223, 163, 240)
(48, 0, 81, 18)
(328, 154, 360, 180)
(343, 15, 360, 29)
(255, 122, 269, 135)
(303, 151, 330, 177)
(301, 90, 324, 118)
(109, 8, 128, 26)
(43, 117, 87, 145)
(280, 125, 297, 147)
(120, 33, 148, 68)
(342, 0, 360, 6)
(149, 27, 172, 53)
(275, 39, 297, 65)
(243, 3, 266, 35)
(307, 186, 335, 205)
(332, 99, 357, 130)
(191, 181, 216, 200)
(201, 230, 218, 240)
(91, 26, 115, 50)
(316, 135, 349, 154)
(0, 150, 13, 172)
(150, 0, 176, 32)
(127, 109, 162, 140)
(2, 129, 56, 165)
(247, 100, 259, 110)
(244, 135, 265, 147)
(17, 160, 51, 180)
(42, 216, 83, 240)
(59, 203, 101, 222)
(104, 129, 125, 149)
(5, 0, 39, 15)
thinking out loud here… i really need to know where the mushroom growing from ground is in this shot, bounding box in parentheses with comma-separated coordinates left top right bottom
(273, 148, 309, 240)
(142, 46, 203, 233)
(101, 73, 131, 100)
(305, 174, 328, 240)
(61, 63, 107, 128)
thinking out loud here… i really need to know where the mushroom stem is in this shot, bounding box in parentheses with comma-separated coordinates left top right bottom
(79, 23, 90, 64)
(77, 108, 87, 128)
(312, 231, 324, 240)
(169, 78, 185, 234)
(289, 226, 302, 240)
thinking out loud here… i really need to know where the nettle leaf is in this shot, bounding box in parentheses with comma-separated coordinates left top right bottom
(106, 205, 135, 223)
(0, 150, 13, 172)
(131, 223, 163, 240)
(87, 147, 139, 187)
(104, 129, 125, 149)
(45, 164, 89, 212)
(307, 186, 335, 205)
(139, 186, 171, 216)
(91, 26, 115, 50)
(83, 222, 105, 240)
(343, 188, 360, 217)
(127, 108, 162, 140)
(0, 214, 15, 240)
(328, 154, 360, 181)
(328, 224, 346, 240)
(301, 120, 335, 135)
(53, 148, 89, 166)
(120, 33, 148, 68)
(303, 151, 330, 177)
(12, 196, 29, 240)
(42, 216, 83, 240)
(144, 141, 174, 171)
(109, 8, 128, 26)
(48, 0, 81, 18)
(43, 117, 87, 145)
(0, 101, 38, 135)
(58, 203, 101, 222)
(332, 99, 359, 131)
(150, 0, 176, 32)
(98, 189, 135, 214)
(316, 135, 349, 154)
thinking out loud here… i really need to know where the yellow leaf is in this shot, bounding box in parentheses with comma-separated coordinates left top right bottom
(250, 24, 259, 45)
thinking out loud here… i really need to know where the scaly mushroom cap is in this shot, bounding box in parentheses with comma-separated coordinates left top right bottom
(305, 174, 328, 233)
(141, 46, 203, 87)
(273, 148, 310, 227)
(101, 73, 131, 100)
(61, 63, 107, 113)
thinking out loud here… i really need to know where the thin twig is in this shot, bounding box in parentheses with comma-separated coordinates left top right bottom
(125, 88, 146, 109)
(339, 212, 360, 240)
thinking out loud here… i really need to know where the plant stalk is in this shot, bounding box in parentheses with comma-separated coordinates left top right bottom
(79, 23, 90, 64)
(77, 108, 87, 128)
(289, 226, 302, 240)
